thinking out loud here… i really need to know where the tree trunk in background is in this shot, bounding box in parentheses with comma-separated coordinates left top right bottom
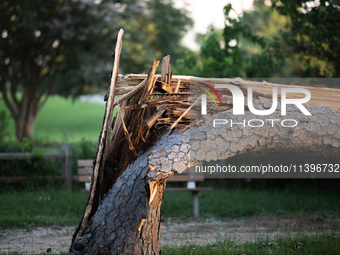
(15, 111, 37, 141)
(0, 81, 45, 142)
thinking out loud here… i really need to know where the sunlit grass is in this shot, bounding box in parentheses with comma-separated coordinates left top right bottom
(0, 188, 88, 228)
(0, 95, 112, 143)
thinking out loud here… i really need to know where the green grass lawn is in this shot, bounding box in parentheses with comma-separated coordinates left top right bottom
(1, 234, 339, 255)
(0, 95, 113, 143)
(0, 188, 88, 228)
(0, 186, 339, 254)
(161, 233, 340, 255)
(0, 187, 338, 228)
(163, 188, 340, 218)
(1, 233, 339, 255)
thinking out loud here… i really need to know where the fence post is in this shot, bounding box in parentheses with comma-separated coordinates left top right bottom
(61, 144, 72, 191)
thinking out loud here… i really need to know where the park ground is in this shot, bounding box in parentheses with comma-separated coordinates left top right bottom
(1, 215, 339, 254)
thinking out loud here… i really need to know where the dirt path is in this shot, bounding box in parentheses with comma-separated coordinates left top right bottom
(0, 215, 338, 254)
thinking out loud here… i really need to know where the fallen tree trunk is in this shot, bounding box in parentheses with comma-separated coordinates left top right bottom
(70, 31, 340, 254)
(70, 105, 340, 254)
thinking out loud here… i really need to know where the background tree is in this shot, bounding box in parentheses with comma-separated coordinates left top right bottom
(272, 0, 340, 78)
(0, 0, 192, 141)
(120, 0, 193, 73)
(175, 0, 340, 80)
(174, 4, 284, 78)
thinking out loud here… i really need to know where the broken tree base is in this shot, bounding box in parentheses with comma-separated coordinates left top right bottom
(69, 131, 189, 254)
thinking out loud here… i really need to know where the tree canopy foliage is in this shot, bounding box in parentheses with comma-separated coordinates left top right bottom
(0, 0, 192, 141)
(175, 0, 340, 79)
(272, 0, 340, 77)
(174, 3, 284, 78)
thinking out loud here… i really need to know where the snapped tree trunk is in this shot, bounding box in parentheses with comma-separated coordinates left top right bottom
(70, 131, 189, 254)
(69, 80, 340, 254)
(70, 104, 340, 254)
(69, 35, 340, 254)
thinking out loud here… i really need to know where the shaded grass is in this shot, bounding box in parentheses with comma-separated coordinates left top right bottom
(163, 188, 340, 218)
(161, 233, 340, 255)
(0, 95, 110, 143)
(0, 187, 339, 228)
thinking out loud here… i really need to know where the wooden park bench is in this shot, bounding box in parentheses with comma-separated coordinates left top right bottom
(77, 160, 93, 193)
(165, 170, 213, 217)
(77, 160, 213, 217)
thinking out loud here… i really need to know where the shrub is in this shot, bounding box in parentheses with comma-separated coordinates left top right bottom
(0, 139, 61, 187)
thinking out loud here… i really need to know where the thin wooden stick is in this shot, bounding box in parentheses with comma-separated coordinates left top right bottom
(115, 86, 135, 95)
(174, 79, 181, 93)
(178, 107, 214, 134)
(139, 61, 159, 106)
(113, 79, 147, 107)
(118, 106, 137, 157)
(75, 28, 124, 241)
(144, 106, 166, 129)
(170, 96, 201, 131)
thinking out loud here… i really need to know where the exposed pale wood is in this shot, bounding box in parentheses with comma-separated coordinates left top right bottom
(157, 80, 173, 93)
(144, 107, 166, 129)
(124, 99, 190, 110)
(118, 106, 137, 157)
(156, 117, 174, 124)
(170, 96, 201, 130)
(192, 77, 340, 110)
(170, 108, 191, 118)
(174, 79, 181, 93)
(150, 92, 190, 96)
(117, 75, 340, 110)
(114, 79, 147, 108)
(139, 61, 160, 106)
(117, 74, 193, 87)
(115, 86, 135, 95)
